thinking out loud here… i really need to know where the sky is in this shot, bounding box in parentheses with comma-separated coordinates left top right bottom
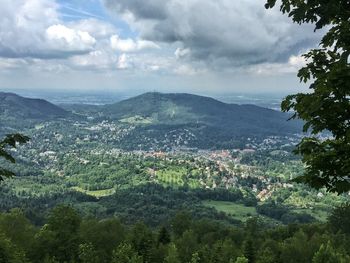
(0, 0, 322, 95)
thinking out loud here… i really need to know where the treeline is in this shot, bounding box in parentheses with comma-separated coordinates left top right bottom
(256, 202, 315, 224)
(0, 181, 320, 227)
(1, 204, 350, 263)
(0, 183, 242, 226)
(100, 184, 243, 226)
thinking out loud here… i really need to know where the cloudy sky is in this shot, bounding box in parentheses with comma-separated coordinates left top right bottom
(0, 0, 321, 95)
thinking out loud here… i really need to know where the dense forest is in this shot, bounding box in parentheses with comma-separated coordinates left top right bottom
(0, 204, 350, 263)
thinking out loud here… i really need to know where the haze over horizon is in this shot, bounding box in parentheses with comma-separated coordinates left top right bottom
(0, 0, 320, 94)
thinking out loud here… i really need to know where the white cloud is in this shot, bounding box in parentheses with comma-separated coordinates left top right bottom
(70, 50, 119, 70)
(117, 53, 130, 69)
(46, 24, 96, 52)
(110, 35, 159, 52)
(175, 48, 191, 59)
(110, 36, 136, 52)
(247, 54, 307, 76)
(174, 64, 198, 76)
(0, 0, 315, 93)
(138, 40, 160, 50)
(0, 0, 98, 58)
(288, 55, 307, 68)
(0, 58, 28, 70)
(68, 18, 118, 39)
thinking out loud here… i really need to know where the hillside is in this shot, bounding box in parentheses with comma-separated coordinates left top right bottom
(102, 92, 302, 136)
(0, 92, 68, 120)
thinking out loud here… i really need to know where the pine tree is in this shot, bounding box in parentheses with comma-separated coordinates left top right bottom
(158, 226, 171, 245)
(243, 238, 255, 263)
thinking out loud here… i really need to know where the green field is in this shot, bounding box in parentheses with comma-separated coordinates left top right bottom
(119, 115, 153, 124)
(71, 186, 115, 198)
(203, 200, 258, 221)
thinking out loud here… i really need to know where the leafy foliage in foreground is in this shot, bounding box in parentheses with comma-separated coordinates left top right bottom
(0, 134, 29, 181)
(0, 204, 350, 263)
(266, 0, 350, 193)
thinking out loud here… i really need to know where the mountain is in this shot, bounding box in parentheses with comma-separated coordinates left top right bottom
(0, 92, 68, 120)
(102, 92, 302, 136)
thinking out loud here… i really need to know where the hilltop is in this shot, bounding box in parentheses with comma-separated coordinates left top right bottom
(0, 91, 302, 149)
(102, 92, 301, 136)
(0, 92, 68, 120)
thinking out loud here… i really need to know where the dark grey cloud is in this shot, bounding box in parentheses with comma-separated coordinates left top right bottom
(104, 0, 323, 67)
(104, 0, 168, 20)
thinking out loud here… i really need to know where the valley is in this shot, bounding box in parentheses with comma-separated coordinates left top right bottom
(0, 92, 346, 227)
(0, 1, 348, 261)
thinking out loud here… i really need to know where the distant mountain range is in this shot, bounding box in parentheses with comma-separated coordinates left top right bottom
(0, 92, 302, 145)
(102, 92, 301, 136)
(0, 92, 67, 120)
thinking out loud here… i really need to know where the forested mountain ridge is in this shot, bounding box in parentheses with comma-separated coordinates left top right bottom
(0, 91, 303, 149)
(102, 92, 302, 136)
(0, 91, 301, 138)
(0, 92, 68, 120)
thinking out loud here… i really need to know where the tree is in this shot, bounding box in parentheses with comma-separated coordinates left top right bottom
(234, 257, 249, 263)
(79, 218, 125, 262)
(0, 209, 36, 254)
(211, 239, 240, 263)
(328, 203, 350, 234)
(42, 256, 59, 263)
(176, 230, 198, 263)
(243, 238, 256, 263)
(164, 243, 181, 263)
(34, 206, 81, 262)
(0, 134, 29, 181)
(280, 230, 320, 263)
(129, 222, 154, 262)
(78, 243, 99, 263)
(171, 211, 192, 237)
(190, 252, 200, 263)
(256, 239, 280, 263)
(111, 243, 142, 263)
(312, 242, 345, 263)
(157, 226, 171, 246)
(265, 0, 350, 193)
(0, 233, 27, 263)
(256, 248, 276, 263)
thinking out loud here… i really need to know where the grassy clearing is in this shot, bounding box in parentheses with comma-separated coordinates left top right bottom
(35, 124, 45, 130)
(71, 186, 115, 198)
(203, 200, 257, 221)
(119, 115, 153, 124)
